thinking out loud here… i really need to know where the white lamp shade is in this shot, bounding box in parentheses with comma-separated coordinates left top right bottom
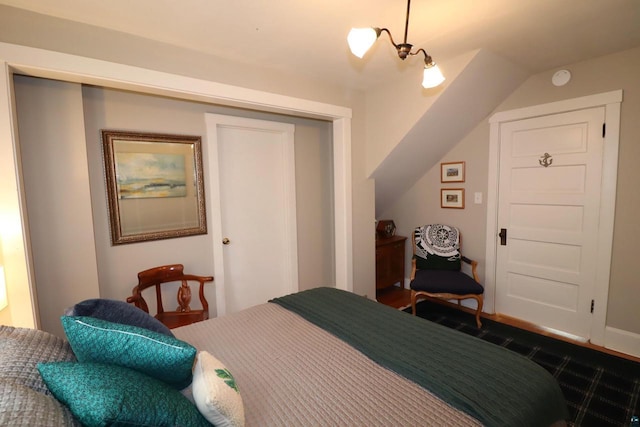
(422, 64, 445, 88)
(347, 28, 378, 58)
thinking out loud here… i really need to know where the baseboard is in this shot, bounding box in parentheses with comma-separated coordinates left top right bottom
(604, 326, 640, 359)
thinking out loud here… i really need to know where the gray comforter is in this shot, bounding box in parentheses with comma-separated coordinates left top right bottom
(175, 288, 568, 427)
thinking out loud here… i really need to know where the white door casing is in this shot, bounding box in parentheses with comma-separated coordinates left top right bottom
(486, 90, 622, 346)
(495, 107, 604, 340)
(205, 114, 298, 316)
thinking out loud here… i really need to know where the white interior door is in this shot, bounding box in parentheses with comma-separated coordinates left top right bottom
(496, 107, 605, 340)
(205, 114, 298, 316)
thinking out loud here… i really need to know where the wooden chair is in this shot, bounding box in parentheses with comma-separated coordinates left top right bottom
(410, 224, 484, 327)
(126, 264, 214, 329)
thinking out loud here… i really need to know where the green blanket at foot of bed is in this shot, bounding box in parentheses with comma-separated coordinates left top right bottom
(271, 287, 568, 427)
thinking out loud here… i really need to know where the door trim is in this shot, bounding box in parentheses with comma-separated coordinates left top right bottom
(485, 90, 622, 346)
(205, 114, 298, 316)
(0, 42, 353, 327)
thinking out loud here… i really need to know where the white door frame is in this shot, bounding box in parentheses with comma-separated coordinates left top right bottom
(485, 90, 622, 346)
(205, 114, 298, 316)
(0, 42, 353, 327)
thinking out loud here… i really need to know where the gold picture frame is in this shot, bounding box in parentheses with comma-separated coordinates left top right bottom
(440, 161, 465, 183)
(441, 188, 465, 209)
(102, 130, 207, 245)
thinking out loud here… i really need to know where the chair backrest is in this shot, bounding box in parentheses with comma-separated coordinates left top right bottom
(412, 224, 461, 271)
(126, 264, 213, 329)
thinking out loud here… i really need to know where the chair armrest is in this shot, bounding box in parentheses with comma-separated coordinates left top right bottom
(410, 257, 417, 280)
(126, 287, 150, 313)
(461, 256, 480, 283)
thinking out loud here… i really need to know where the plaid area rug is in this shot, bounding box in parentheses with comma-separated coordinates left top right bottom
(405, 300, 640, 427)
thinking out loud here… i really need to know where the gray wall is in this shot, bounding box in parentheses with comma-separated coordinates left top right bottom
(14, 76, 101, 337)
(14, 76, 334, 334)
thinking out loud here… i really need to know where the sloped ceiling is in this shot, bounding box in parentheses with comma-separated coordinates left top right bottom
(371, 49, 528, 214)
(1, 1, 638, 216)
(0, 0, 638, 92)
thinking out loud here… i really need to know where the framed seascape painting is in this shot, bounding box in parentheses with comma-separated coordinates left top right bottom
(101, 130, 207, 245)
(440, 161, 465, 183)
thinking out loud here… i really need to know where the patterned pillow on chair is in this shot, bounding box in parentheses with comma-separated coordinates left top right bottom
(414, 224, 461, 271)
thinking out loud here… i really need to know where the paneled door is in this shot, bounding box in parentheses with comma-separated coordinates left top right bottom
(205, 114, 298, 316)
(495, 107, 605, 340)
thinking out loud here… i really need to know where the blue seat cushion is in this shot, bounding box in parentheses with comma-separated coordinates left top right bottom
(410, 269, 483, 295)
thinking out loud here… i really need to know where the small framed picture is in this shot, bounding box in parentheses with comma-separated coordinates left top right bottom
(441, 161, 465, 183)
(441, 188, 465, 209)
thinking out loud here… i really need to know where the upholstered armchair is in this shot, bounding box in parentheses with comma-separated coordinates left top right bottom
(410, 224, 484, 327)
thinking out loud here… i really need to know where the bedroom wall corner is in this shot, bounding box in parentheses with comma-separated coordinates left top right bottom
(81, 86, 337, 312)
(349, 91, 376, 299)
(0, 5, 375, 316)
(379, 121, 490, 293)
(490, 46, 640, 337)
(381, 46, 640, 339)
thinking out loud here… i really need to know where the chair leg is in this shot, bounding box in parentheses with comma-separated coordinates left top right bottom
(411, 291, 418, 315)
(474, 295, 484, 328)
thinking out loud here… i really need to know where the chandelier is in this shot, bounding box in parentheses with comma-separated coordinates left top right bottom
(347, 0, 445, 89)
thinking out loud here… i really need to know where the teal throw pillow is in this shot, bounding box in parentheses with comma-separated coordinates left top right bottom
(61, 316, 196, 389)
(38, 362, 211, 427)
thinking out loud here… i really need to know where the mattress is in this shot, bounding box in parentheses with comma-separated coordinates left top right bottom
(174, 287, 567, 426)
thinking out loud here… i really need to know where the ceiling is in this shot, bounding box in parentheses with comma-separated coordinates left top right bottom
(1, 0, 639, 91)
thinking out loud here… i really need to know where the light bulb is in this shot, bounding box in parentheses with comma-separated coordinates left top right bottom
(347, 28, 378, 58)
(422, 63, 445, 88)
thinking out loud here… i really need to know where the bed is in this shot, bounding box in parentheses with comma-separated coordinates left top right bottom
(1, 287, 568, 426)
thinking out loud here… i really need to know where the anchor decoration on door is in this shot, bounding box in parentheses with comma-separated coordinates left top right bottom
(539, 152, 553, 167)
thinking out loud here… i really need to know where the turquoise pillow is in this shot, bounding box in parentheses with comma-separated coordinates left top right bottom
(61, 316, 196, 389)
(38, 362, 211, 427)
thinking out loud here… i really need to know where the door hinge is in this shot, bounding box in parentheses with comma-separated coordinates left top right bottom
(602, 123, 606, 138)
(591, 299, 595, 313)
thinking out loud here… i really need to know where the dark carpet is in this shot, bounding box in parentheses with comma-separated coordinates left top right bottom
(405, 300, 640, 427)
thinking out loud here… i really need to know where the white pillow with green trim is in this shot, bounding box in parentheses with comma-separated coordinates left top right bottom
(192, 351, 245, 427)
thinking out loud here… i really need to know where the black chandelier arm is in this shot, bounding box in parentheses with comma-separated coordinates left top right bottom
(409, 48, 435, 66)
(377, 28, 397, 48)
(348, 0, 444, 88)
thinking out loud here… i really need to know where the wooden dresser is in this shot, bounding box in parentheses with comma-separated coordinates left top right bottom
(375, 235, 407, 291)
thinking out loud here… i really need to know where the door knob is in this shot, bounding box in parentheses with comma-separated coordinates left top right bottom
(222, 237, 230, 245)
